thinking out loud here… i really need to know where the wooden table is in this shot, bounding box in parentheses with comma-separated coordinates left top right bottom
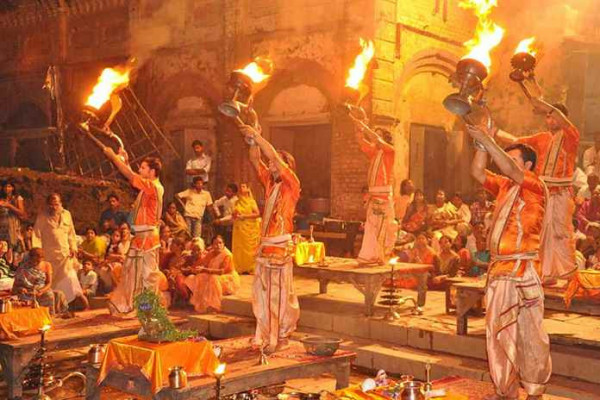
(86, 336, 356, 399)
(294, 258, 432, 316)
(0, 309, 186, 399)
(452, 280, 600, 335)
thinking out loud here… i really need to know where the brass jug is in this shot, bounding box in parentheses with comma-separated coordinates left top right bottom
(400, 380, 425, 400)
(169, 366, 188, 389)
(88, 344, 106, 366)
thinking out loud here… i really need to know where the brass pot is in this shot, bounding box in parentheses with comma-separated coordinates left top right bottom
(400, 380, 425, 400)
(88, 344, 106, 366)
(169, 366, 188, 389)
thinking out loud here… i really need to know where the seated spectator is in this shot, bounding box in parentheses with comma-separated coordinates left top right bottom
(186, 237, 206, 266)
(408, 233, 438, 264)
(429, 190, 460, 241)
(119, 222, 132, 253)
(451, 192, 471, 224)
(574, 240, 586, 270)
(577, 173, 599, 202)
(98, 229, 127, 294)
(78, 259, 98, 299)
(160, 238, 191, 303)
(470, 236, 490, 276)
(465, 222, 484, 254)
(470, 188, 493, 226)
(99, 217, 116, 244)
(576, 187, 600, 235)
(160, 225, 173, 257)
(429, 235, 459, 289)
(79, 227, 107, 263)
(12, 248, 69, 315)
(395, 179, 415, 222)
(452, 235, 471, 276)
(402, 189, 428, 233)
(164, 202, 190, 239)
(23, 224, 34, 252)
(588, 245, 600, 270)
(0, 240, 14, 277)
(99, 193, 128, 227)
(185, 235, 240, 313)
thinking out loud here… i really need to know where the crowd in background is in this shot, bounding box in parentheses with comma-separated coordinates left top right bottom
(3, 136, 600, 314)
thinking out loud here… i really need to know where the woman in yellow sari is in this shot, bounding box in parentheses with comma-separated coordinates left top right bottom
(232, 183, 261, 274)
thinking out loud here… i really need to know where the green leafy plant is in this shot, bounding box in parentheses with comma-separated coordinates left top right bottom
(134, 289, 197, 342)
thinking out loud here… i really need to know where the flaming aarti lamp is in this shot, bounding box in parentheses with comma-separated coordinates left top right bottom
(509, 51, 536, 83)
(218, 71, 254, 119)
(214, 363, 226, 400)
(443, 58, 488, 117)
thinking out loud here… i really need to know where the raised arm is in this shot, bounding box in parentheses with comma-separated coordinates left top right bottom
(103, 147, 136, 183)
(467, 125, 524, 184)
(240, 125, 288, 176)
(522, 75, 574, 129)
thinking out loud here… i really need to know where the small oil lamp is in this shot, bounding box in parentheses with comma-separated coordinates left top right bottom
(214, 363, 226, 400)
(443, 58, 488, 117)
(509, 37, 537, 83)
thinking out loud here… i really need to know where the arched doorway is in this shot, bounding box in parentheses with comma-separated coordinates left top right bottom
(261, 84, 332, 214)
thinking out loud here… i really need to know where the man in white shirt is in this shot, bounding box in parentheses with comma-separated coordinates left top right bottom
(450, 192, 472, 224)
(176, 177, 213, 238)
(577, 173, 600, 201)
(185, 140, 212, 184)
(583, 132, 600, 176)
(213, 183, 239, 249)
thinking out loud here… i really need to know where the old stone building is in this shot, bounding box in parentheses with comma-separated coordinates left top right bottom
(0, 0, 599, 220)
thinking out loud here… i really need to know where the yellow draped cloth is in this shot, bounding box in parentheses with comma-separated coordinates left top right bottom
(0, 307, 52, 340)
(565, 269, 600, 307)
(294, 241, 326, 265)
(97, 336, 219, 394)
(232, 192, 261, 274)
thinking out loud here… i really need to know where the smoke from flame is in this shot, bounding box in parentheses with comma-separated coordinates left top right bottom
(459, 0, 505, 70)
(345, 38, 375, 90)
(86, 67, 131, 110)
(514, 37, 537, 56)
(234, 58, 273, 84)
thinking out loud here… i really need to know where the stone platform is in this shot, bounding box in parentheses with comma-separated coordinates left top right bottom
(188, 270, 600, 400)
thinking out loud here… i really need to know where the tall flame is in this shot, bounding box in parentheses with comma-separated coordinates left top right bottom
(459, 0, 505, 70)
(514, 37, 536, 56)
(345, 38, 375, 90)
(234, 59, 272, 84)
(86, 67, 131, 110)
(389, 257, 399, 265)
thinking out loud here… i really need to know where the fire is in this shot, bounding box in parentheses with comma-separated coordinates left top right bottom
(459, 0, 504, 70)
(234, 58, 273, 84)
(514, 37, 537, 56)
(86, 67, 131, 110)
(214, 363, 226, 376)
(389, 257, 399, 265)
(345, 38, 375, 90)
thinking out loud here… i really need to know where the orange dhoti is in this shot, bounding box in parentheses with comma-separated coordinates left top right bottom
(486, 259, 551, 398)
(357, 187, 397, 264)
(252, 236, 300, 353)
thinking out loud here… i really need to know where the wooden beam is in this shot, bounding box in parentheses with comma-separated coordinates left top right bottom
(0, 127, 57, 140)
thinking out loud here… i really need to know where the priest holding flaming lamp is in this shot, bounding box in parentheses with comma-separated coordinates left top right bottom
(344, 39, 398, 266)
(220, 59, 301, 354)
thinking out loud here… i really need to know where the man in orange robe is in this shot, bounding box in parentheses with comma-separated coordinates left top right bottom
(495, 76, 578, 279)
(102, 148, 165, 317)
(468, 125, 550, 400)
(354, 121, 397, 265)
(239, 124, 301, 353)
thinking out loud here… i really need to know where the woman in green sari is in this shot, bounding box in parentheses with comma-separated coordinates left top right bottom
(232, 184, 261, 274)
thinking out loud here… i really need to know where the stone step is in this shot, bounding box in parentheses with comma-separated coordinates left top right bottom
(188, 313, 600, 400)
(218, 296, 600, 385)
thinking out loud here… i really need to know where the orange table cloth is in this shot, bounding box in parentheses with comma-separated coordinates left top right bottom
(294, 241, 326, 265)
(564, 269, 600, 307)
(0, 307, 52, 340)
(97, 336, 219, 394)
